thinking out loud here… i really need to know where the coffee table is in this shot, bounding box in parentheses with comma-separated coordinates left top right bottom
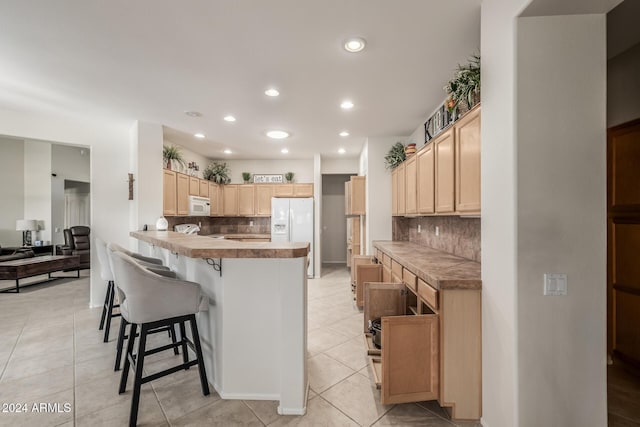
(0, 255, 81, 293)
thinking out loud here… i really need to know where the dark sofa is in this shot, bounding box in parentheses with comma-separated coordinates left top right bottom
(56, 226, 90, 269)
(0, 246, 35, 262)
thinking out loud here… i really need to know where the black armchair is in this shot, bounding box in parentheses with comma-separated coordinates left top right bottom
(57, 226, 91, 269)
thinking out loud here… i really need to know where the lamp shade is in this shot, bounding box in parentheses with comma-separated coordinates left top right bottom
(16, 219, 38, 231)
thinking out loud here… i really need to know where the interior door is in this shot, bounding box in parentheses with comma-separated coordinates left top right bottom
(608, 118, 640, 365)
(65, 192, 90, 227)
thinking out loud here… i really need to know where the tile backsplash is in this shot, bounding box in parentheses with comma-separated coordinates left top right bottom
(393, 216, 481, 262)
(165, 217, 271, 235)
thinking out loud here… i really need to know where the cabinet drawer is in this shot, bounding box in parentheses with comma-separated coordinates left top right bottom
(382, 265, 391, 282)
(403, 269, 417, 292)
(376, 249, 383, 263)
(382, 253, 391, 268)
(391, 260, 403, 282)
(417, 278, 438, 311)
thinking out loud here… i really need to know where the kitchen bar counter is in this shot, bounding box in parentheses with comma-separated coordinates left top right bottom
(373, 241, 481, 290)
(131, 231, 309, 415)
(131, 231, 305, 258)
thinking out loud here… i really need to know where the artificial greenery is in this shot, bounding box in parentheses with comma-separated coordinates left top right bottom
(285, 172, 295, 182)
(162, 144, 186, 170)
(384, 142, 406, 170)
(444, 54, 481, 110)
(242, 172, 252, 183)
(203, 162, 232, 184)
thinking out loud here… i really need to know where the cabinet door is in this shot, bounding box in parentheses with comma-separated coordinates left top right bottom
(294, 183, 314, 198)
(391, 169, 398, 216)
(238, 185, 255, 216)
(355, 263, 382, 309)
(417, 143, 435, 214)
(274, 184, 294, 197)
(345, 181, 351, 215)
(364, 282, 405, 334)
(381, 315, 439, 404)
(435, 128, 455, 213)
(350, 176, 366, 215)
(209, 182, 220, 216)
(222, 185, 238, 216)
(397, 163, 406, 216)
(189, 177, 200, 196)
(255, 185, 273, 216)
(455, 107, 481, 213)
(352, 216, 360, 250)
(199, 179, 209, 197)
(405, 157, 417, 214)
(163, 169, 177, 216)
(176, 173, 190, 216)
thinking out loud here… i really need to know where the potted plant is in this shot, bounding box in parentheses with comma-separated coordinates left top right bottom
(444, 54, 481, 112)
(384, 142, 406, 169)
(285, 172, 294, 183)
(203, 162, 231, 184)
(242, 172, 252, 183)
(163, 145, 186, 171)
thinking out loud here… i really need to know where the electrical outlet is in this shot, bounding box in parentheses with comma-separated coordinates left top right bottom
(417, 224, 421, 233)
(435, 226, 439, 236)
(250, 221, 254, 227)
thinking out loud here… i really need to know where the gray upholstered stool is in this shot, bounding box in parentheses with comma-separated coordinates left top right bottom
(109, 250, 210, 427)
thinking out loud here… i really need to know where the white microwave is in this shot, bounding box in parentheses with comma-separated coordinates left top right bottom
(188, 195, 210, 216)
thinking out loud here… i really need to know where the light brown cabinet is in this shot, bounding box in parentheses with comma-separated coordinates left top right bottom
(391, 168, 398, 216)
(434, 128, 455, 214)
(189, 177, 200, 196)
(209, 182, 221, 216)
(238, 185, 255, 216)
(347, 216, 361, 267)
(176, 173, 190, 216)
(255, 184, 274, 216)
(163, 169, 177, 216)
(273, 184, 294, 197)
(273, 183, 314, 198)
(455, 107, 481, 214)
(349, 176, 366, 215)
(396, 163, 406, 216)
(222, 184, 238, 216)
(405, 156, 417, 214)
(294, 183, 314, 197)
(417, 143, 435, 214)
(199, 179, 209, 197)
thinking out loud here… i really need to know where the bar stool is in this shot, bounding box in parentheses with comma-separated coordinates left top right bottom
(105, 242, 180, 371)
(109, 250, 210, 427)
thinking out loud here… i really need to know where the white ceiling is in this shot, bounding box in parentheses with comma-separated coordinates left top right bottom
(0, 1, 481, 160)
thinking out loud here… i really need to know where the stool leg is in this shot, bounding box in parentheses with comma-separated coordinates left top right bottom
(103, 282, 115, 342)
(169, 324, 180, 356)
(129, 324, 148, 427)
(99, 281, 112, 331)
(114, 318, 128, 371)
(179, 321, 189, 369)
(119, 323, 137, 394)
(189, 315, 210, 395)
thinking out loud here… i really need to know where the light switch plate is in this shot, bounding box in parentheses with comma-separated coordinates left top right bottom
(544, 273, 567, 296)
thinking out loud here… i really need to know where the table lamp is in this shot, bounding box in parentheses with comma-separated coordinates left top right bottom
(16, 219, 37, 246)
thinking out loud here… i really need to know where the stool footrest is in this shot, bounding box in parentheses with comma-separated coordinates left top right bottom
(141, 360, 199, 384)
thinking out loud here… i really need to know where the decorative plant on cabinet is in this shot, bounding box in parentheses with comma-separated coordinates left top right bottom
(163, 145, 186, 171)
(203, 162, 231, 184)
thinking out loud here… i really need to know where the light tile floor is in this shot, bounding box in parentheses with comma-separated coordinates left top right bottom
(0, 266, 476, 426)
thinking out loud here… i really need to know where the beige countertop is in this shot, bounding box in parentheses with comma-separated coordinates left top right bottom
(210, 233, 271, 240)
(131, 231, 308, 259)
(373, 241, 481, 290)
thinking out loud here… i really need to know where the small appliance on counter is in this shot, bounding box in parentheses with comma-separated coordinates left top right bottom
(174, 224, 201, 235)
(156, 216, 168, 231)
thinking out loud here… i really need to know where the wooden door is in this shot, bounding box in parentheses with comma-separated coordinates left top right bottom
(209, 182, 220, 216)
(350, 176, 366, 215)
(417, 143, 435, 214)
(455, 107, 481, 213)
(176, 173, 189, 216)
(255, 185, 273, 216)
(405, 157, 417, 214)
(294, 183, 314, 198)
(391, 169, 398, 216)
(222, 185, 238, 216)
(356, 263, 382, 308)
(435, 128, 455, 213)
(238, 185, 255, 216)
(199, 179, 209, 197)
(189, 177, 200, 196)
(397, 163, 406, 216)
(608, 118, 640, 365)
(364, 282, 405, 333)
(163, 169, 177, 216)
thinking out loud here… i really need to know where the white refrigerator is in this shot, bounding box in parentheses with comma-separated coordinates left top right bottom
(271, 197, 314, 278)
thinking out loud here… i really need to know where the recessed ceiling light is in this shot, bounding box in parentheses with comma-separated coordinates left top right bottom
(341, 100, 354, 110)
(223, 115, 236, 122)
(265, 88, 280, 97)
(194, 133, 205, 139)
(267, 130, 290, 139)
(338, 148, 346, 154)
(223, 149, 232, 154)
(281, 148, 289, 154)
(184, 111, 202, 117)
(339, 131, 350, 137)
(344, 37, 366, 53)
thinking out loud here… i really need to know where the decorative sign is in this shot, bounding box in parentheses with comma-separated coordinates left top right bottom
(253, 174, 284, 183)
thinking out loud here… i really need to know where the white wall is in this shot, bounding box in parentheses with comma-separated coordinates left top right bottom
(480, 1, 529, 425)
(608, 42, 640, 127)
(215, 159, 315, 184)
(24, 140, 52, 243)
(0, 137, 25, 246)
(320, 156, 359, 174)
(163, 140, 211, 179)
(517, 15, 607, 427)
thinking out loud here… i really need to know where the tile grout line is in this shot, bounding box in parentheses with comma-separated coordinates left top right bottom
(240, 400, 267, 426)
(0, 318, 26, 383)
(315, 394, 365, 426)
(73, 310, 77, 425)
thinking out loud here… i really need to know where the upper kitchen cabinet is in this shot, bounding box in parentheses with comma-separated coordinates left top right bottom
(222, 184, 239, 216)
(189, 176, 200, 196)
(255, 184, 274, 216)
(294, 183, 314, 198)
(434, 128, 455, 214)
(199, 179, 209, 198)
(396, 163, 406, 216)
(238, 185, 255, 216)
(454, 106, 481, 214)
(274, 184, 294, 197)
(345, 176, 366, 216)
(163, 169, 177, 216)
(273, 183, 314, 198)
(209, 181, 221, 216)
(391, 168, 398, 216)
(405, 156, 417, 215)
(417, 142, 435, 214)
(176, 172, 190, 216)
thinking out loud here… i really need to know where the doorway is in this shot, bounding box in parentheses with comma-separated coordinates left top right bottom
(321, 174, 353, 274)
